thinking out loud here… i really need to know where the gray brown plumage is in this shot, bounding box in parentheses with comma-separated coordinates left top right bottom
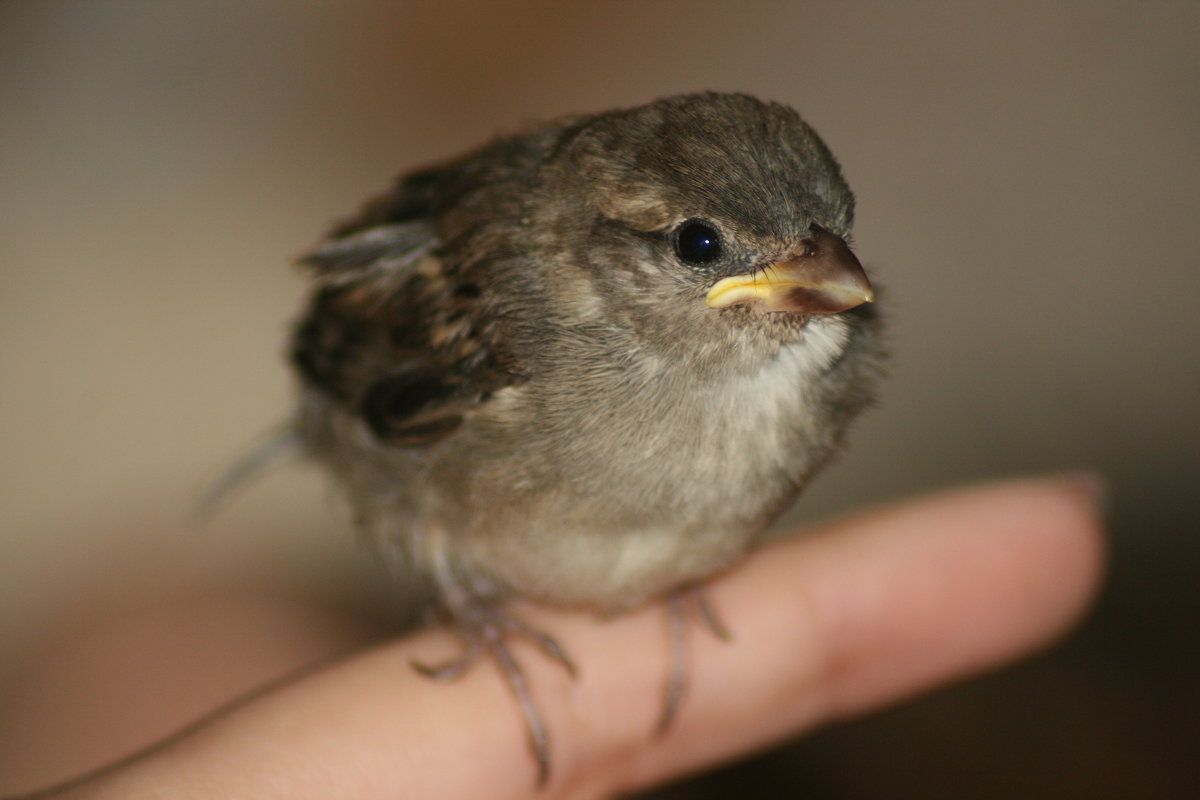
(289, 92, 884, 782)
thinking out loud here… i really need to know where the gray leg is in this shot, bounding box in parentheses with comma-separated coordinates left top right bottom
(657, 585, 733, 735)
(411, 536, 576, 786)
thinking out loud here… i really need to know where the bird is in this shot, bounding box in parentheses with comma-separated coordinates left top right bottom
(287, 92, 884, 783)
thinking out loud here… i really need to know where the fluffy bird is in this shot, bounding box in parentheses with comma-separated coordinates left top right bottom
(288, 92, 884, 782)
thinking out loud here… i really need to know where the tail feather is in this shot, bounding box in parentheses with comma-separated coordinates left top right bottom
(197, 422, 303, 517)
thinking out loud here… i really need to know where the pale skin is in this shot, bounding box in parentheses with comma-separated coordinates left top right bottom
(20, 475, 1105, 800)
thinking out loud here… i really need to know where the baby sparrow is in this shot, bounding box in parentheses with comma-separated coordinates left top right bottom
(289, 92, 883, 783)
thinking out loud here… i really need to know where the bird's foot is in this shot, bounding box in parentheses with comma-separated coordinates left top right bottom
(411, 600, 576, 786)
(658, 585, 732, 735)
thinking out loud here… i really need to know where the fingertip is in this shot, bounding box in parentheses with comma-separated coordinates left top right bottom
(825, 473, 1109, 712)
(683, 474, 1109, 744)
(1005, 471, 1109, 646)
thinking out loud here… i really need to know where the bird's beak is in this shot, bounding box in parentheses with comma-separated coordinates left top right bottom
(705, 227, 875, 314)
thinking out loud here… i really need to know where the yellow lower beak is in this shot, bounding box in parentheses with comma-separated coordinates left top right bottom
(705, 228, 875, 314)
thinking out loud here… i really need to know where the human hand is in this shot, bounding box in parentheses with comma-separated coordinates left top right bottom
(24, 475, 1104, 800)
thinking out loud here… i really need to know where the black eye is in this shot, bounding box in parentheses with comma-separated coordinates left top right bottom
(673, 219, 723, 266)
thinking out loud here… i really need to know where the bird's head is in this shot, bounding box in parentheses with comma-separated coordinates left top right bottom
(529, 92, 874, 344)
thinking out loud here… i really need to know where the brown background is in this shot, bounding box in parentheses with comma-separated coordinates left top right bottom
(1, 1, 1197, 796)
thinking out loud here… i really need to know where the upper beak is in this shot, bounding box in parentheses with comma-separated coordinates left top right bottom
(705, 226, 875, 314)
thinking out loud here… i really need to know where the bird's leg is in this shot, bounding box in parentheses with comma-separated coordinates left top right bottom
(657, 585, 732, 735)
(410, 562, 576, 786)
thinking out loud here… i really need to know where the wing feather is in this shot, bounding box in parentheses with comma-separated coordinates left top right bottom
(291, 166, 517, 446)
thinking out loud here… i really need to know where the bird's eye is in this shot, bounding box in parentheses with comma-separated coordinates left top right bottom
(673, 220, 723, 266)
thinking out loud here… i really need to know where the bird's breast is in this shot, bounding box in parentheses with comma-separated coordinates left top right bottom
(439, 322, 852, 607)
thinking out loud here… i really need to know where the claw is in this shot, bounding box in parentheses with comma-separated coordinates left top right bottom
(410, 637, 482, 680)
(490, 608, 579, 679)
(486, 629, 553, 787)
(410, 600, 575, 787)
(694, 589, 732, 641)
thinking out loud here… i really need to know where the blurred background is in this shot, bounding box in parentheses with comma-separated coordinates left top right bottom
(1, 1, 1196, 796)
